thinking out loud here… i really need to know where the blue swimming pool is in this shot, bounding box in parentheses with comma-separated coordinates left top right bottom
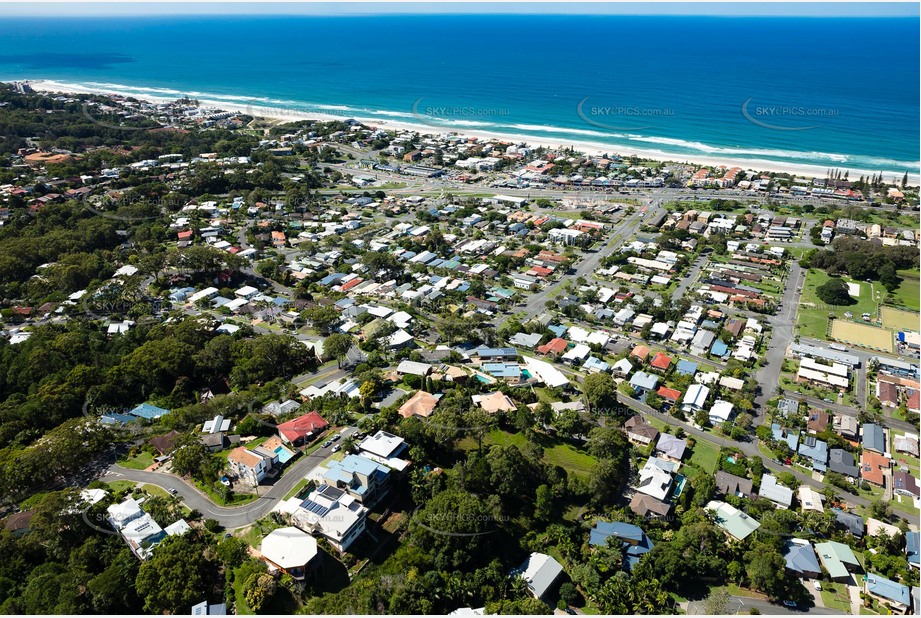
(275, 446, 294, 464)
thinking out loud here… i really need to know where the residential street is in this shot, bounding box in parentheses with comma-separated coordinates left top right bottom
(100, 425, 360, 529)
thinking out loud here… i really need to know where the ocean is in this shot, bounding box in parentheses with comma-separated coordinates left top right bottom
(0, 14, 917, 175)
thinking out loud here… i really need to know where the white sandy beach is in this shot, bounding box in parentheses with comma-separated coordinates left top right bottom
(30, 79, 920, 184)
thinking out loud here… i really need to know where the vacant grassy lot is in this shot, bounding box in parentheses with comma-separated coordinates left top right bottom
(688, 437, 720, 473)
(118, 451, 155, 470)
(459, 428, 598, 479)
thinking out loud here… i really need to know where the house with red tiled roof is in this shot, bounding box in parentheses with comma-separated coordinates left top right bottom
(537, 338, 569, 357)
(656, 386, 682, 405)
(228, 446, 270, 486)
(340, 277, 364, 293)
(649, 352, 672, 373)
(177, 230, 193, 241)
(277, 412, 329, 445)
(631, 345, 651, 362)
(860, 450, 890, 487)
(398, 390, 440, 419)
(527, 266, 554, 278)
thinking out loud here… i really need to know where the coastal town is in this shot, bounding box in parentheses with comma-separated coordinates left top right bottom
(0, 83, 918, 616)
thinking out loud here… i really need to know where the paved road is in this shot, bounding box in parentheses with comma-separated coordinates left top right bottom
(502, 202, 662, 329)
(617, 392, 916, 521)
(101, 426, 360, 529)
(672, 254, 709, 301)
(753, 261, 804, 425)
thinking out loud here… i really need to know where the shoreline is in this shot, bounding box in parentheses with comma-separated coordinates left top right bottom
(28, 79, 920, 184)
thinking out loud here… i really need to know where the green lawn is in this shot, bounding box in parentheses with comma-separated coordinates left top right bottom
(820, 582, 852, 613)
(141, 484, 170, 499)
(118, 451, 155, 470)
(283, 479, 311, 501)
(888, 275, 920, 311)
(688, 438, 720, 473)
(796, 269, 881, 341)
(460, 428, 598, 479)
(106, 480, 137, 493)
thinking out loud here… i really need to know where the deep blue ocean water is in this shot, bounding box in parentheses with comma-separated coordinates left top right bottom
(0, 14, 917, 174)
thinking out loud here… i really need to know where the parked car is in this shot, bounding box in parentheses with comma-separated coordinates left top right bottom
(332, 445, 341, 453)
(168, 488, 179, 496)
(813, 581, 822, 591)
(782, 600, 797, 608)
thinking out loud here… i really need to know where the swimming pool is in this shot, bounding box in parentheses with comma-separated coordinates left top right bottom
(275, 446, 294, 464)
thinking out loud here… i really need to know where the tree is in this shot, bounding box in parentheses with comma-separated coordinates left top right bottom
(302, 305, 340, 336)
(745, 546, 787, 598)
(586, 426, 629, 461)
(702, 587, 734, 615)
(135, 534, 211, 614)
(583, 372, 617, 411)
(815, 277, 856, 306)
(534, 484, 553, 521)
(588, 458, 627, 506)
(324, 333, 353, 368)
(243, 572, 277, 612)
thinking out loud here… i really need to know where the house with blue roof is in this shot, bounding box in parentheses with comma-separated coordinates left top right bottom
(582, 356, 611, 374)
(771, 423, 800, 452)
(865, 573, 910, 613)
(862, 424, 886, 454)
(482, 363, 521, 382)
(906, 531, 919, 570)
(319, 273, 347, 287)
(323, 454, 391, 507)
(101, 412, 142, 426)
(129, 403, 170, 420)
(710, 339, 730, 359)
(675, 359, 698, 376)
(629, 371, 660, 396)
(783, 539, 821, 578)
(472, 347, 519, 363)
(798, 436, 829, 471)
(547, 324, 568, 338)
(589, 521, 654, 572)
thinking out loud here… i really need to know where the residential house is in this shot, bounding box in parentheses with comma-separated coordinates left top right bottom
(783, 539, 822, 579)
(629, 494, 672, 518)
(357, 430, 410, 472)
(708, 400, 735, 425)
(629, 371, 659, 396)
(715, 471, 753, 499)
(806, 409, 829, 433)
(865, 573, 910, 614)
(834, 414, 859, 440)
(398, 390, 441, 418)
(815, 541, 862, 582)
(636, 457, 675, 501)
(227, 447, 271, 486)
(624, 415, 659, 446)
(323, 454, 391, 506)
(797, 486, 825, 513)
(832, 509, 865, 538)
(472, 391, 517, 414)
(798, 436, 829, 471)
(906, 531, 919, 570)
(759, 474, 794, 509)
(707, 500, 761, 541)
(829, 448, 859, 478)
(589, 521, 654, 571)
(655, 433, 687, 462)
(861, 449, 890, 487)
(514, 552, 564, 601)
(260, 527, 319, 581)
(682, 384, 710, 414)
(893, 470, 919, 498)
(277, 412, 329, 445)
(862, 423, 887, 454)
(285, 484, 368, 552)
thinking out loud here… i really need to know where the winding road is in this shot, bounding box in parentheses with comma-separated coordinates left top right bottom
(102, 425, 360, 529)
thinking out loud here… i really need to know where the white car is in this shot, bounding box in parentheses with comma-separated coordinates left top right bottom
(813, 581, 822, 591)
